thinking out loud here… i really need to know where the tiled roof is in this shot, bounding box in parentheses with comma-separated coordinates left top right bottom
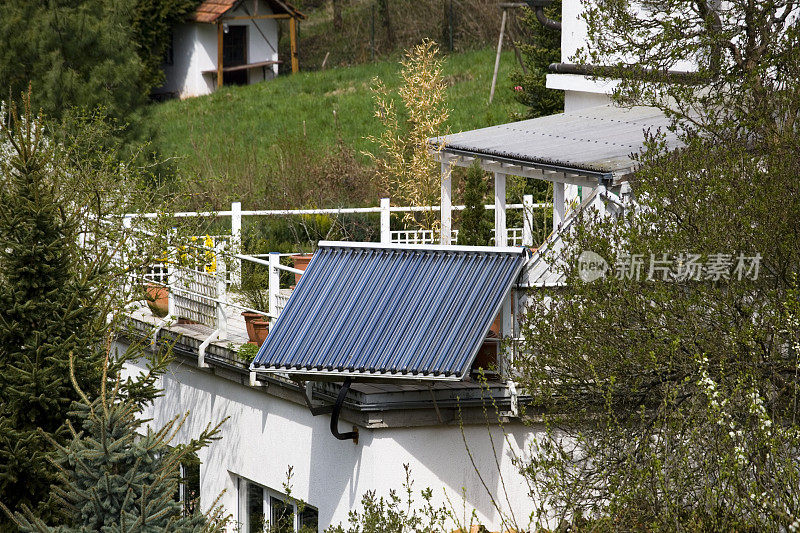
(191, 0, 304, 23)
(252, 242, 528, 381)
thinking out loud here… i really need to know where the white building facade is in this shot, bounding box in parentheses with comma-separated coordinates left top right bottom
(118, 333, 542, 531)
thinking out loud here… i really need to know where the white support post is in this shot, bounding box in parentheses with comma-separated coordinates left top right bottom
(553, 181, 565, 230)
(494, 172, 507, 247)
(522, 194, 534, 247)
(230, 201, 242, 286)
(380, 197, 391, 244)
(215, 243, 227, 340)
(440, 158, 452, 245)
(268, 252, 280, 327)
(167, 228, 178, 319)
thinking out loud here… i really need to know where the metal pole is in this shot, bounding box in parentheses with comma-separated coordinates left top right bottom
(230, 201, 242, 286)
(216, 242, 228, 339)
(448, 0, 454, 52)
(370, 3, 375, 61)
(268, 252, 280, 327)
(489, 8, 507, 104)
(167, 228, 178, 319)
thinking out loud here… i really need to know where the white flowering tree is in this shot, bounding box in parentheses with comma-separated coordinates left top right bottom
(514, 129, 800, 530)
(510, 0, 800, 527)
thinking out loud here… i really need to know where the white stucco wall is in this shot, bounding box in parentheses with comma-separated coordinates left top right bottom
(118, 342, 547, 531)
(553, 0, 698, 111)
(159, 0, 280, 99)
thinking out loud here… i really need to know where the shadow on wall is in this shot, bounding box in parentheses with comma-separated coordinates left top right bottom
(130, 353, 540, 530)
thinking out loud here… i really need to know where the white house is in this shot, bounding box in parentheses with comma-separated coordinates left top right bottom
(119, 0, 686, 531)
(156, 0, 304, 99)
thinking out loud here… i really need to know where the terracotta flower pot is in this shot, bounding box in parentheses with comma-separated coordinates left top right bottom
(241, 311, 262, 341)
(251, 319, 269, 346)
(146, 283, 169, 317)
(290, 253, 314, 285)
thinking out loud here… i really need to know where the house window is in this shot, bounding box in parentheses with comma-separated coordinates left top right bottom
(176, 453, 201, 516)
(238, 478, 318, 533)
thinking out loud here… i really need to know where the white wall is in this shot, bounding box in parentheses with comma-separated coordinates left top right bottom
(118, 342, 548, 532)
(551, 0, 699, 112)
(160, 0, 280, 99)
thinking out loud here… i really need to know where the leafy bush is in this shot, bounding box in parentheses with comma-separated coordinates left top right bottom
(238, 343, 259, 364)
(326, 465, 448, 533)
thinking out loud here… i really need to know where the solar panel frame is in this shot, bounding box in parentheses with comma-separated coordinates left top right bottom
(251, 242, 528, 381)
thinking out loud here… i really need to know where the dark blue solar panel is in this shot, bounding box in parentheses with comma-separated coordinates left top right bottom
(251, 242, 527, 380)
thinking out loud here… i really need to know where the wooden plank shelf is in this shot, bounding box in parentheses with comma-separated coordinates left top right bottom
(204, 60, 282, 75)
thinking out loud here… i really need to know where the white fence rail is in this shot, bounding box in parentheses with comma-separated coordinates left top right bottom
(124, 196, 547, 251)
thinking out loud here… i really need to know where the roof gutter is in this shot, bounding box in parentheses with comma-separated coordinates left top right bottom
(437, 145, 614, 185)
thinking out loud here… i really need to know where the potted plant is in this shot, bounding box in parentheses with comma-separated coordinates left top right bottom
(251, 319, 269, 346)
(238, 342, 259, 365)
(239, 266, 270, 344)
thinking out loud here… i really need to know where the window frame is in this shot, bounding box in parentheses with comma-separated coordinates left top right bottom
(237, 476, 318, 533)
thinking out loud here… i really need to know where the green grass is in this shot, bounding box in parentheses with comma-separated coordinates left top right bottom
(150, 46, 524, 182)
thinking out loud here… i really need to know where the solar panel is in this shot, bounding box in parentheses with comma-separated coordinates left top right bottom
(251, 242, 528, 381)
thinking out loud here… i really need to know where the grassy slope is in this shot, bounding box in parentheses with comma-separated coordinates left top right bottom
(150, 47, 524, 179)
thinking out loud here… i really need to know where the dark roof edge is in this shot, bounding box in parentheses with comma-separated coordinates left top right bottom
(435, 144, 615, 182)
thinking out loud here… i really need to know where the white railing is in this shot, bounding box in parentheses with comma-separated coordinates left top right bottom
(122, 196, 547, 251)
(391, 229, 460, 245)
(390, 228, 525, 246)
(506, 227, 524, 247)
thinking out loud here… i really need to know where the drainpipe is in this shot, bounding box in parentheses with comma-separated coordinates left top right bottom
(549, 62, 702, 83)
(523, 0, 561, 31)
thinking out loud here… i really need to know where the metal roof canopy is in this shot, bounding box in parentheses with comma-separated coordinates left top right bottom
(430, 105, 681, 187)
(251, 241, 529, 382)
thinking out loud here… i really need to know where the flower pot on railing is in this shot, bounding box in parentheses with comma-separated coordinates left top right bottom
(146, 283, 169, 318)
(290, 253, 313, 285)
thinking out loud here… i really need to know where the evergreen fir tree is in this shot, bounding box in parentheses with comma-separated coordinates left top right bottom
(4, 354, 226, 532)
(510, 2, 563, 118)
(0, 98, 107, 526)
(458, 163, 491, 246)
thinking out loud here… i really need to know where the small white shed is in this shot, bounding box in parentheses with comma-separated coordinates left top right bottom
(157, 0, 304, 99)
